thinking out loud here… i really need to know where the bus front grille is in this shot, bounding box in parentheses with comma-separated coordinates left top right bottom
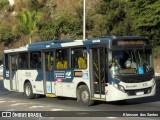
(125, 87, 152, 96)
(121, 74, 153, 83)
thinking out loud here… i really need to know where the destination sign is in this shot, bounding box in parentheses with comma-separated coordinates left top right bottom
(112, 39, 149, 46)
(120, 69, 137, 74)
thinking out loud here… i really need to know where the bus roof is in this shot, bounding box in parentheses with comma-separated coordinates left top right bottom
(27, 38, 110, 50)
(4, 36, 148, 53)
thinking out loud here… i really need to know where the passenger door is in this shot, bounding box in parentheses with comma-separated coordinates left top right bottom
(90, 47, 107, 99)
(43, 51, 55, 94)
(9, 54, 18, 91)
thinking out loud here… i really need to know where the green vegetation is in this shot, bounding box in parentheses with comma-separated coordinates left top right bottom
(16, 9, 40, 43)
(0, 0, 159, 56)
(0, 25, 14, 43)
(0, 0, 10, 11)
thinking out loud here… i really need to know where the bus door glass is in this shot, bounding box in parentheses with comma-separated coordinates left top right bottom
(90, 47, 107, 98)
(43, 51, 54, 94)
(9, 54, 18, 90)
(54, 49, 69, 96)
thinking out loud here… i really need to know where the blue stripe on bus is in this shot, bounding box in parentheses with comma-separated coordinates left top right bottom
(46, 71, 54, 81)
(36, 70, 43, 81)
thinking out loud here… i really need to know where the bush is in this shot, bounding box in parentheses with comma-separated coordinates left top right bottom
(0, 26, 14, 43)
(0, 0, 10, 11)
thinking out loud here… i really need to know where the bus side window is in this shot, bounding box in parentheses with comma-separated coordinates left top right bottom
(30, 52, 41, 69)
(18, 52, 29, 69)
(56, 49, 68, 69)
(71, 48, 87, 69)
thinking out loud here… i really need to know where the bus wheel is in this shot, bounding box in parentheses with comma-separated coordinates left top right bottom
(24, 82, 35, 99)
(78, 85, 94, 106)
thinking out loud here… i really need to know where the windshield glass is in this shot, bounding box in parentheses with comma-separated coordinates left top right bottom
(109, 49, 153, 75)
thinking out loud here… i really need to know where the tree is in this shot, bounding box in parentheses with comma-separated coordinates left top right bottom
(129, 0, 160, 45)
(0, 0, 11, 25)
(129, 0, 160, 29)
(38, 20, 57, 40)
(92, 0, 130, 37)
(16, 9, 40, 43)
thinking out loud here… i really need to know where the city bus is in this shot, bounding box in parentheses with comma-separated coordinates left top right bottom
(3, 36, 156, 106)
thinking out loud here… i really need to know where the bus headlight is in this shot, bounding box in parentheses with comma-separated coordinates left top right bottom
(152, 79, 156, 89)
(113, 83, 118, 88)
(113, 83, 125, 92)
(152, 79, 155, 86)
(119, 85, 125, 92)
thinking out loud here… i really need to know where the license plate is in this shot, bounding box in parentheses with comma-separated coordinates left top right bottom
(136, 91, 144, 95)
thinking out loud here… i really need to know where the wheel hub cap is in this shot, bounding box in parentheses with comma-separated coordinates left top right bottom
(81, 90, 89, 102)
(26, 86, 31, 96)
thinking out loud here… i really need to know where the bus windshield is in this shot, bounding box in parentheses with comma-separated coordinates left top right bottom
(110, 49, 153, 75)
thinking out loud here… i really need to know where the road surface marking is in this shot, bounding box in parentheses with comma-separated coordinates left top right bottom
(50, 109, 63, 111)
(5, 109, 14, 111)
(29, 106, 46, 109)
(0, 101, 5, 103)
(8, 100, 16, 102)
(10, 103, 27, 106)
(106, 117, 118, 119)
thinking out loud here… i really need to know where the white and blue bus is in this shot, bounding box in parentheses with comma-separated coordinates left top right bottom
(3, 36, 156, 106)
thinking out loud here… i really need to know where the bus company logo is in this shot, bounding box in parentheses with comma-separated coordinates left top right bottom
(138, 67, 144, 74)
(65, 71, 71, 78)
(2, 112, 11, 117)
(126, 85, 137, 88)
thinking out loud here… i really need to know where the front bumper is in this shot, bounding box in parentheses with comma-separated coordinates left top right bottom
(106, 84, 156, 101)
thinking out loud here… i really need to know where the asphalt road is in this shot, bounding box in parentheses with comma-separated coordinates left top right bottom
(0, 79, 160, 120)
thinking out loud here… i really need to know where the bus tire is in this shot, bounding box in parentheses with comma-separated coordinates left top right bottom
(78, 85, 94, 106)
(24, 82, 35, 99)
